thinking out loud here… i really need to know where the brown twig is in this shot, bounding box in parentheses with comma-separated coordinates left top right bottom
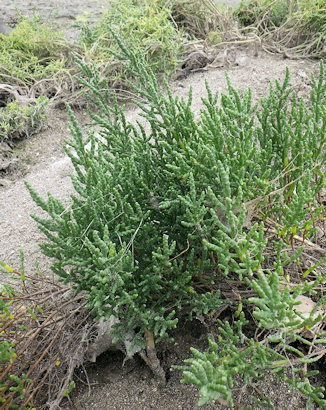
(168, 239, 190, 262)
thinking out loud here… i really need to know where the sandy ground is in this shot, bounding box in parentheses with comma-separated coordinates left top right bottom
(0, 1, 324, 409)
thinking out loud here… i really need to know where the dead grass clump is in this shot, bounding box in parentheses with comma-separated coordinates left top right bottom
(0, 262, 97, 409)
(234, 0, 326, 57)
(161, 0, 236, 40)
(161, 0, 324, 67)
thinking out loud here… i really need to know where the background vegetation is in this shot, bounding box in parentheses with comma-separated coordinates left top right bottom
(76, 0, 184, 88)
(0, 17, 68, 87)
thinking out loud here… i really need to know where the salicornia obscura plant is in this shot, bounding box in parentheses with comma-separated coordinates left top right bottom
(26, 31, 325, 405)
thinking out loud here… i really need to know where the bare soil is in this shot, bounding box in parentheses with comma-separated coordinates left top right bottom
(0, 2, 324, 409)
(64, 322, 308, 410)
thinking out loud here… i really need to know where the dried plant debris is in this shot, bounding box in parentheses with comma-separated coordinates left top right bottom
(0, 264, 95, 409)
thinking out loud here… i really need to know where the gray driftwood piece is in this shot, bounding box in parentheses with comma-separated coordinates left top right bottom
(85, 316, 141, 362)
